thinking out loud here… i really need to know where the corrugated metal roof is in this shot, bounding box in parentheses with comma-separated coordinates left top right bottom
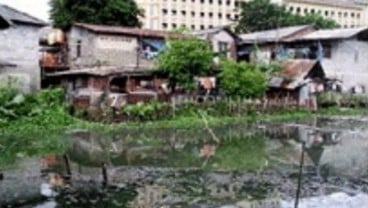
(285, 0, 363, 9)
(240, 25, 315, 43)
(47, 66, 155, 77)
(74, 23, 184, 39)
(269, 59, 319, 89)
(298, 27, 368, 40)
(0, 4, 47, 26)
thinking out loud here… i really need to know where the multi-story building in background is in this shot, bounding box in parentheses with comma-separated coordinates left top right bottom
(135, 0, 244, 31)
(283, 0, 368, 28)
(135, 0, 368, 31)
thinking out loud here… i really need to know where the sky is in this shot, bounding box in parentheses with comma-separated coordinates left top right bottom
(0, 0, 50, 22)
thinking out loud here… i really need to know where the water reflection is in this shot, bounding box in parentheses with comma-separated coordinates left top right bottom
(3, 117, 368, 207)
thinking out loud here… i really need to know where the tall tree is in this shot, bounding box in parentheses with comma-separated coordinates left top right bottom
(156, 38, 214, 91)
(49, 0, 143, 30)
(236, 0, 339, 33)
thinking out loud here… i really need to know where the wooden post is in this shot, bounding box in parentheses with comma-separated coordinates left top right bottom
(63, 154, 72, 180)
(102, 163, 108, 187)
(294, 142, 305, 208)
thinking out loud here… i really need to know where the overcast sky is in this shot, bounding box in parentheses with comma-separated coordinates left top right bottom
(0, 0, 50, 22)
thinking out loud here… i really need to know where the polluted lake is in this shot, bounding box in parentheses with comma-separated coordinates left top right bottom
(1, 116, 368, 207)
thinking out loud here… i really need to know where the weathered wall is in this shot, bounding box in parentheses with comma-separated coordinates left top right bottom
(69, 27, 97, 68)
(330, 39, 368, 91)
(69, 27, 154, 68)
(0, 24, 44, 92)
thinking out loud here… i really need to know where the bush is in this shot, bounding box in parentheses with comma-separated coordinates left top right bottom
(219, 60, 267, 99)
(121, 101, 169, 121)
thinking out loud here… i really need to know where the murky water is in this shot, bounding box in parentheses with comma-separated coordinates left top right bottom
(2, 116, 368, 207)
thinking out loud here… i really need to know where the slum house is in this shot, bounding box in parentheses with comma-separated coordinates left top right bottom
(66, 23, 183, 70)
(46, 66, 168, 109)
(238, 25, 317, 62)
(286, 27, 368, 93)
(192, 26, 239, 61)
(239, 25, 368, 93)
(267, 59, 326, 110)
(0, 4, 47, 92)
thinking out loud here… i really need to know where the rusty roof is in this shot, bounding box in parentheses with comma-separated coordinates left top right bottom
(74, 23, 184, 39)
(269, 59, 320, 89)
(47, 66, 156, 77)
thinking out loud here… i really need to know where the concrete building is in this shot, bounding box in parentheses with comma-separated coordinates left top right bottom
(283, 0, 368, 28)
(135, 0, 244, 31)
(135, 0, 368, 31)
(192, 26, 239, 60)
(67, 23, 181, 69)
(0, 4, 47, 92)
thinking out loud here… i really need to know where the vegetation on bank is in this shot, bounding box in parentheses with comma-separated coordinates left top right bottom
(1, 87, 367, 135)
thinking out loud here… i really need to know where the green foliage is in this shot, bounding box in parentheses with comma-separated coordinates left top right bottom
(0, 86, 64, 122)
(49, 0, 142, 30)
(236, 0, 338, 33)
(156, 38, 214, 90)
(121, 101, 168, 121)
(219, 60, 267, 99)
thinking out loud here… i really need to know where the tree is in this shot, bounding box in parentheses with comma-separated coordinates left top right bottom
(156, 38, 214, 91)
(236, 0, 338, 33)
(219, 60, 267, 99)
(49, 0, 143, 30)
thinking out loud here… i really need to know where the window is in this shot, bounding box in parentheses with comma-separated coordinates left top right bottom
(296, 7, 301, 13)
(76, 40, 82, 58)
(162, 23, 168, 29)
(289, 6, 294, 12)
(218, 41, 228, 56)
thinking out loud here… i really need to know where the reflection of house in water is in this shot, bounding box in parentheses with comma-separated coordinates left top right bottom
(267, 59, 326, 109)
(290, 125, 368, 179)
(46, 66, 168, 109)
